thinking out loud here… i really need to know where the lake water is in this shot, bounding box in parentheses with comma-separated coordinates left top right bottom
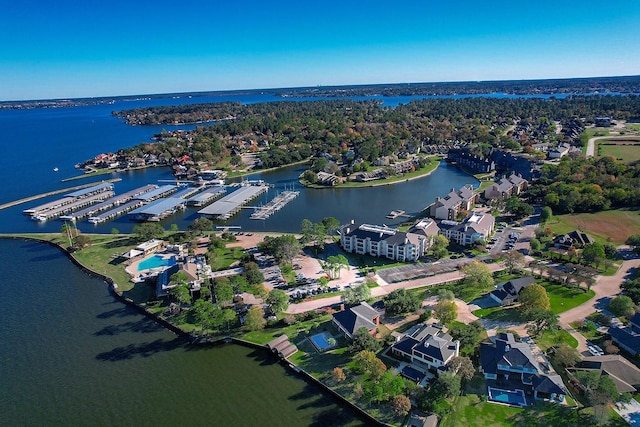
(0, 238, 365, 426)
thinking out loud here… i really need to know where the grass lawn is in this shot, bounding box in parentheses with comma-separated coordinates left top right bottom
(241, 315, 333, 345)
(598, 140, 640, 163)
(536, 328, 578, 350)
(543, 283, 595, 314)
(547, 209, 640, 245)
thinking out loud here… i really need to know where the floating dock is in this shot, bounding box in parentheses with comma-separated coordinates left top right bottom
(386, 210, 410, 219)
(134, 185, 177, 202)
(198, 186, 268, 220)
(250, 191, 299, 220)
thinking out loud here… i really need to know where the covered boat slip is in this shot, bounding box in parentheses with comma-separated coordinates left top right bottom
(186, 186, 226, 206)
(129, 197, 186, 221)
(88, 199, 144, 224)
(197, 186, 267, 220)
(32, 191, 115, 221)
(60, 184, 159, 221)
(133, 185, 177, 202)
(23, 182, 115, 215)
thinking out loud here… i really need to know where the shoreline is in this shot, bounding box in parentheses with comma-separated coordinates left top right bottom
(1, 234, 387, 426)
(301, 157, 442, 189)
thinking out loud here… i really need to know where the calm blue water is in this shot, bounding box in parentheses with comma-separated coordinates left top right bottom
(0, 239, 365, 426)
(138, 255, 176, 271)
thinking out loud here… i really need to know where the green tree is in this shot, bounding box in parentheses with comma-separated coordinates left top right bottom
(244, 267, 264, 286)
(503, 250, 525, 273)
(429, 234, 450, 259)
(582, 242, 605, 267)
(349, 327, 380, 353)
(188, 217, 212, 235)
(169, 282, 191, 305)
(300, 219, 314, 245)
(461, 261, 494, 289)
(526, 309, 558, 337)
(553, 344, 581, 368)
(192, 299, 216, 332)
(540, 206, 552, 223)
(434, 300, 457, 325)
(342, 283, 371, 305)
(73, 233, 92, 249)
(213, 279, 234, 305)
(383, 289, 421, 316)
(627, 234, 640, 253)
(448, 356, 475, 381)
(217, 308, 237, 330)
(353, 349, 386, 378)
(266, 289, 289, 313)
(244, 306, 266, 331)
(529, 238, 542, 253)
(436, 371, 461, 398)
(133, 222, 164, 241)
(438, 289, 455, 301)
(259, 235, 301, 264)
(323, 255, 349, 279)
(608, 295, 635, 318)
(321, 217, 340, 237)
(519, 283, 550, 317)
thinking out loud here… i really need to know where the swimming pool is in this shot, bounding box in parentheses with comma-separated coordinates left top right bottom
(138, 255, 176, 271)
(401, 366, 425, 383)
(309, 332, 335, 352)
(487, 387, 527, 407)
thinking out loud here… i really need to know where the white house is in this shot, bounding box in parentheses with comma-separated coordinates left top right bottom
(340, 222, 427, 262)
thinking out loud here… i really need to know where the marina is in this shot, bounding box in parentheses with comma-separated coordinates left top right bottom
(249, 191, 299, 220)
(134, 184, 178, 202)
(198, 185, 268, 220)
(23, 182, 115, 216)
(60, 184, 158, 221)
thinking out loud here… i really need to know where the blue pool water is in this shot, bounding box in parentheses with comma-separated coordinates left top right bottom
(488, 387, 526, 407)
(309, 332, 334, 351)
(138, 255, 176, 271)
(628, 412, 640, 426)
(401, 366, 425, 383)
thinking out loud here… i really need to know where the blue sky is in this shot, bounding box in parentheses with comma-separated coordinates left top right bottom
(1, 0, 639, 101)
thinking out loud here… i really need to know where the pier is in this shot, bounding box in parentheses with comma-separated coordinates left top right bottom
(386, 209, 411, 219)
(60, 184, 157, 222)
(249, 191, 299, 220)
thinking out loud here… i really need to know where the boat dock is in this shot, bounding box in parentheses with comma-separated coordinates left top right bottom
(386, 210, 411, 219)
(134, 185, 177, 202)
(60, 184, 158, 221)
(88, 199, 144, 224)
(186, 186, 226, 207)
(128, 197, 186, 222)
(249, 191, 299, 220)
(23, 182, 115, 216)
(198, 185, 268, 220)
(32, 190, 115, 221)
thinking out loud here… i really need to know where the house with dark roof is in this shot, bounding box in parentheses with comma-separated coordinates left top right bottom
(447, 147, 495, 174)
(390, 323, 460, 373)
(568, 355, 640, 394)
(340, 222, 428, 262)
(553, 230, 595, 250)
(608, 313, 640, 356)
(332, 302, 380, 339)
(480, 333, 567, 403)
(489, 276, 536, 306)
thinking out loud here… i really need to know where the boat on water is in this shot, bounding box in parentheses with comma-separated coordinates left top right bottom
(53, 167, 59, 172)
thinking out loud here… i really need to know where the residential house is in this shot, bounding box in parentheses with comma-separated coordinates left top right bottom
(489, 276, 536, 306)
(608, 313, 640, 356)
(438, 211, 495, 246)
(430, 185, 479, 220)
(568, 354, 640, 394)
(481, 333, 567, 403)
(548, 143, 572, 159)
(332, 302, 380, 339)
(484, 173, 528, 200)
(595, 116, 612, 127)
(340, 222, 428, 262)
(391, 323, 460, 373)
(553, 230, 595, 250)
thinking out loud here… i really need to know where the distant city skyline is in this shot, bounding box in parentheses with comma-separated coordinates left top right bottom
(1, 0, 639, 101)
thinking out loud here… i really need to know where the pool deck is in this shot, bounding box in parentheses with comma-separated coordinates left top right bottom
(616, 398, 640, 426)
(125, 252, 176, 281)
